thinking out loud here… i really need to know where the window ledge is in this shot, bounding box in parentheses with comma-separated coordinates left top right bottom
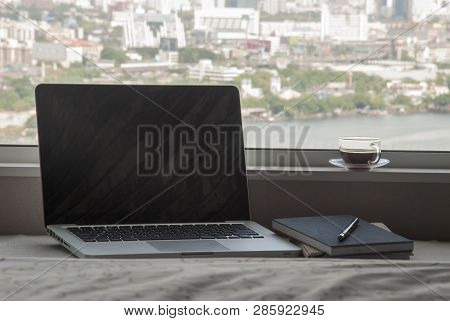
(0, 163, 40, 177)
(247, 166, 450, 183)
(0, 163, 449, 183)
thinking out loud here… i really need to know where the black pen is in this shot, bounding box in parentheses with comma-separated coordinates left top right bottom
(338, 217, 359, 242)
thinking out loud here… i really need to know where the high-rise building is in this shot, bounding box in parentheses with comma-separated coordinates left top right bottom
(0, 39, 32, 67)
(199, 0, 226, 9)
(365, 0, 376, 15)
(321, 4, 368, 41)
(147, 0, 192, 13)
(112, 9, 186, 49)
(0, 19, 35, 43)
(225, 0, 258, 9)
(409, 0, 448, 22)
(393, 0, 409, 20)
(194, 8, 260, 40)
(262, 0, 287, 15)
(0, 18, 34, 68)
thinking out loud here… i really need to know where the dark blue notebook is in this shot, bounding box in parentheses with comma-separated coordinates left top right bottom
(273, 215, 413, 256)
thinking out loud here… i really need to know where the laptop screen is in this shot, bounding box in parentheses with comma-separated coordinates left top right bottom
(36, 84, 250, 225)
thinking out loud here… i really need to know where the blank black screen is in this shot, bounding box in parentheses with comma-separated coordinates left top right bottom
(36, 84, 250, 225)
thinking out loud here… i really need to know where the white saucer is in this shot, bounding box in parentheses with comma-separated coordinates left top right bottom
(329, 158, 390, 171)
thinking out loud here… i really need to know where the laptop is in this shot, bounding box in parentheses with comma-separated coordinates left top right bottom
(35, 84, 300, 258)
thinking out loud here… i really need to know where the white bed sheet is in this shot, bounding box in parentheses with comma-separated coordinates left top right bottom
(0, 235, 449, 300)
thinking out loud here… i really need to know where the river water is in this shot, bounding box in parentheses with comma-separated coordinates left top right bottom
(243, 113, 450, 151)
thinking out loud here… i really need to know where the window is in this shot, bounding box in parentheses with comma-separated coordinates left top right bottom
(0, 1, 449, 152)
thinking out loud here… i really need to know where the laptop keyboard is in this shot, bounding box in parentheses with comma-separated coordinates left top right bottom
(67, 224, 264, 242)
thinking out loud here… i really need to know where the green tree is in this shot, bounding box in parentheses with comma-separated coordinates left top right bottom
(77, 17, 97, 34)
(50, 4, 71, 22)
(392, 95, 412, 106)
(106, 26, 124, 47)
(101, 45, 127, 65)
(332, 44, 354, 56)
(13, 96, 35, 111)
(435, 73, 448, 86)
(134, 48, 159, 60)
(178, 48, 222, 63)
(0, 90, 21, 111)
(26, 115, 37, 129)
(352, 93, 385, 110)
(266, 95, 285, 111)
(241, 97, 266, 108)
(434, 94, 450, 106)
(305, 44, 318, 57)
(6, 77, 34, 98)
(235, 70, 273, 94)
(401, 77, 419, 84)
(279, 66, 342, 92)
(56, 63, 101, 81)
(352, 73, 386, 93)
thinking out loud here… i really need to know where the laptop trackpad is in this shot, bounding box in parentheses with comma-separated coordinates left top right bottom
(149, 240, 229, 253)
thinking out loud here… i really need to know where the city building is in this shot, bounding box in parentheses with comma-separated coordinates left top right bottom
(112, 9, 186, 49)
(240, 107, 272, 121)
(262, 0, 287, 15)
(319, 81, 355, 97)
(365, 0, 376, 16)
(159, 50, 179, 64)
(75, 0, 93, 9)
(241, 78, 263, 98)
(260, 21, 321, 40)
(432, 86, 449, 96)
(32, 40, 101, 68)
(409, 0, 449, 22)
(393, 0, 410, 20)
(278, 88, 301, 100)
(45, 25, 84, 43)
(188, 59, 245, 81)
(32, 42, 67, 77)
(120, 61, 174, 72)
(93, 0, 111, 13)
(194, 8, 259, 40)
(21, 0, 53, 9)
(147, 0, 192, 13)
(32, 42, 67, 63)
(0, 39, 32, 67)
(0, 18, 34, 67)
(321, 4, 368, 41)
(126, 52, 143, 61)
(0, 18, 35, 43)
(225, 0, 258, 9)
(284, 0, 320, 13)
(63, 39, 103, 62)
(270, 76, 281, 94)
(428, 45, 450, 64)
(387, 80, 428, 97)
(199, 0, 226, 10)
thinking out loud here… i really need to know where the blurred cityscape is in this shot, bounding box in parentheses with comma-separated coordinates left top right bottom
(0, 0, 450, 146)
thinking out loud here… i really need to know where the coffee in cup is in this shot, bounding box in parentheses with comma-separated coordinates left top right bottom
(339, 137, 381, 166)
